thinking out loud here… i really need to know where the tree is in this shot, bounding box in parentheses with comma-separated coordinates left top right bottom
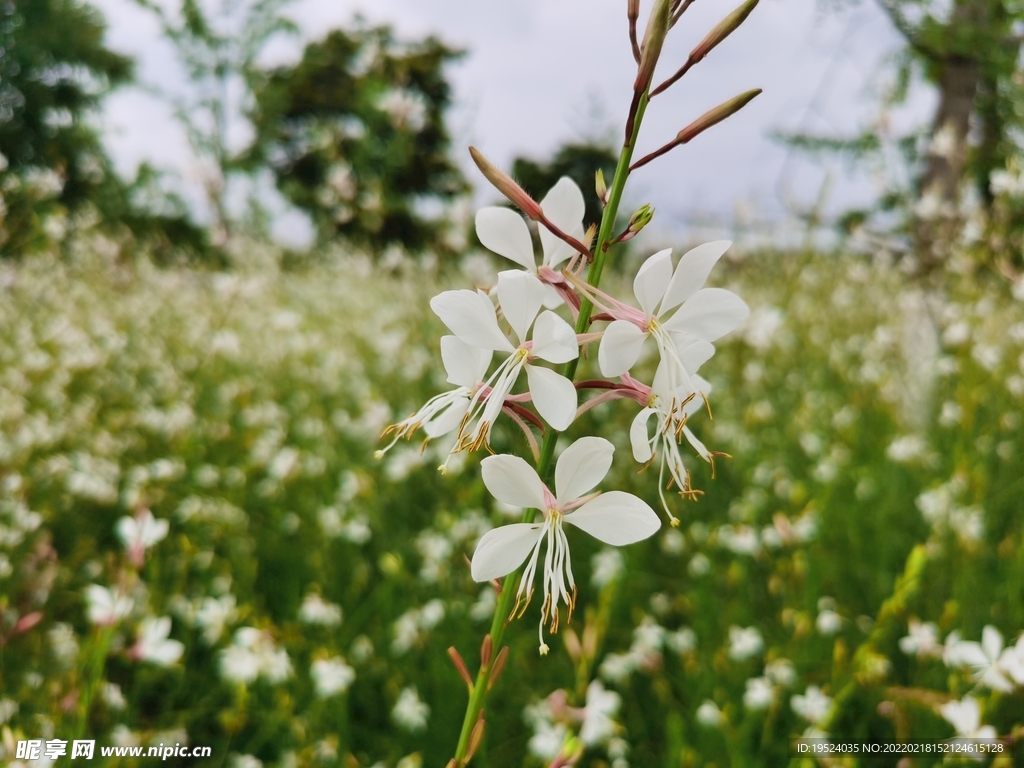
(248, 25, 467, 253)
(0, 0, 132, 255)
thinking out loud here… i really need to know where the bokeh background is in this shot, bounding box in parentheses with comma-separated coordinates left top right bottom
(2, 1, 1024, 766)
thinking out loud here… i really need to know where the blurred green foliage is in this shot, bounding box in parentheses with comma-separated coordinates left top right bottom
(1, 242, 1022, 766)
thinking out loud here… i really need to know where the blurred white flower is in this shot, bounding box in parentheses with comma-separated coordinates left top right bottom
(471, 437, 659, 654)
(219, 628, 291, 685)
(298, 594, 343, 627)
(765, 658, 796, 687)
(84, 584, 133, 626)
(816, 610, 842, 635)
(591, 548, 625, 588)
(392, 686, 429, 732)
(940, 696, 997, 739)
(728, 626, 764, 661)
(695, 700, 723, 727)
(792, 686, 832, 725)
(116, 509, 169, 566)
(195, 595, 237, 645)
(899, 619, 942, 658)
(131, 616, 184, 666)
(743, 677, 773, 710)
(310, 657, 355, 698)
(579, 680, 621, 746)
(944, 625, 1015, 692)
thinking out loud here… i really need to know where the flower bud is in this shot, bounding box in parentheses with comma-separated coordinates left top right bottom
(676, 89, 762, 144)
(690, 0, 758, 63)
(595, 168, 608, 205)
(465, 715, 486, 762)
(469, 146, 543, 220)
(634, 0, 671, 95)
(628, 203, 654, 233)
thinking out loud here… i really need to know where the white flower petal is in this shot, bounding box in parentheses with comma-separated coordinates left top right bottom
(683, 426, 712, 461)
(541, 283, 564, 309)
(982, 625, 1003, 661)
(471, 523, 543, 581)
(555, 436, 614, 504)
(481, 454, 547, 509)
(630, 408, 658, 462)
(423, 396, 469, 437)
(531, 310, 579, 364)
(633, 249, 673, 317)
(440, 335, 491, 388)
(565, 491, 661, 545)
(598, 320, 646, 377)
(497, 270, 545, 343)
(539, 177, 586, 269)
(662, 288, 749, 342)
(525, 365, 577, 430)
(476, 207, 536, 271)
(431, 290, 514, 352)
(660, 240, 731, 313)
(673, 335, 716, 374)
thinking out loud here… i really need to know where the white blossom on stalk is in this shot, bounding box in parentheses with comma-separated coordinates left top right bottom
(470, 437, 660, 653)
(377, 336, 492, 456)
(628, 363, 715, 524)
(430, 271, 579, 465)
(475, 177, 586, 307)
(130, 616, 185, 666)
(583, 243, 747, 393)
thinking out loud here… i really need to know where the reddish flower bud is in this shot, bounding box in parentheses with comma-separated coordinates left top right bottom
(469, 146, 543, 220)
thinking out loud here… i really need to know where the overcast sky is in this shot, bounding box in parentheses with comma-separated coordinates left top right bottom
(92, 0, 931, 247)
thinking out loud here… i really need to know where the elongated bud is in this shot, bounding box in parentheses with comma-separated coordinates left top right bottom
(634, 0, 671, 94)
(446, 760, 457, 768)
(595, 168, 608, 205)
(677, 89, 761, 144)
(563, 627, 582, 661)
(448, 646, 474, 690)
(690, 0, 758, 62)
(628, 203, 654, 233)
(480, 633, 493, 668)
(487, 645, 510, 691)
(628, 0, 640, 25)
(465, 714, 486, 763)
(469, 146, 543, 221)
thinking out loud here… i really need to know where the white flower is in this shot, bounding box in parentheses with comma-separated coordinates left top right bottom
(392, 686, 430, 732)
(475, 177, 586, 306)
(593, 243, 747, 389)
(310, 657, 356, 698)
(944, 625, 1015, 692)
(377, 336, 492, 457)
(131, 616, 184, 666)
(194, 595, 237, 645)
(115, 509, 169, 564)
(219, 627, 292, 685)
(816, 610, 842, 635)
(84, 584, 133, 626)
(940, 696, 997, 739)
(580, 680, 621, 746)
(791, 686, 832, 725)
(899, 619, 942, 658)
(696, 700, 723, 727)
(471, 437, 660, 652)
(743, 677, 774, 710)
(629, 363, 715, 524)
(765, 658, 796, 687)
(728, 625, 764, 661)
(430, 271, 579, 461)
(298, 594, 343, 627)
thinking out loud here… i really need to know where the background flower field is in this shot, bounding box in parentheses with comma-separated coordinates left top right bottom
(2, 235, 1023, 766)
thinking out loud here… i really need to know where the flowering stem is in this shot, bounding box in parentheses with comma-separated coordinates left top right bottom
(451, 90, 651, 768)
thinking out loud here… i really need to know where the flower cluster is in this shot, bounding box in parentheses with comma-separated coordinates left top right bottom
(379, 177, 747, 651)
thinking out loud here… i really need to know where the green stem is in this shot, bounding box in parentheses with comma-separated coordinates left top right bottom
(452, 91, 651, 767)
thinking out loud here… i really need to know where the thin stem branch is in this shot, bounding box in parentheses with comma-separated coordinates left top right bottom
(670, 0, 696, 28)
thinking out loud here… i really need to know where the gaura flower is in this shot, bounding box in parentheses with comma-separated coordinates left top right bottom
(130, 616, 185, 666)
(85, 584, 134, 626)
(626, 362, 715, 524)
(471, 437, 660, 653)
(377, 336, 491, 456)
(116, 508, 169, 567)
(430, 271, 579, 464)
(475, 177, 586, 307)
(570, 242, 746, 392)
